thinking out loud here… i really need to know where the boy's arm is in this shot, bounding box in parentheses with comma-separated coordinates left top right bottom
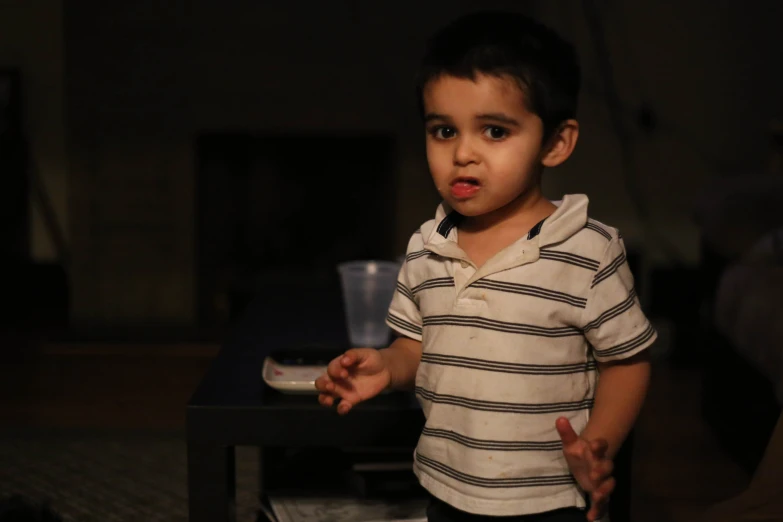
(577, 234, 656, 458)
(380, 336, 423, 390)
(382, 230, 426, 390)
(580, 350, 651, 459)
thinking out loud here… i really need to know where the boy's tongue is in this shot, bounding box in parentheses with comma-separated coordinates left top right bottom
(452, 180, 480, 198)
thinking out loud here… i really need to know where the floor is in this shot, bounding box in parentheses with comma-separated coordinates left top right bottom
(0, 429, 264, 522)
(0, 335, 753, 522)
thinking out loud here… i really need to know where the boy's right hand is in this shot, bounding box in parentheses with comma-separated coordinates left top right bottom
(315, 348, 391, 415)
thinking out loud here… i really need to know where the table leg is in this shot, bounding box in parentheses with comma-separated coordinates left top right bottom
(257, 447, 265, 503)
(187, 440, 236, 522)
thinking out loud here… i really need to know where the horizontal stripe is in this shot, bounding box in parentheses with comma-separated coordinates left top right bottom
(421, 427, 563, 451)
(415, 387, 594, 414)
(422, 315, 582, 338)
(539, 249, 600, 271)
(387, 313, 423, 336)
(594, 323, 656, 358)
(582, 290, 637, 332)
(396, 281, 415, 303)
(421, 353, 597, 375)
(412, 277, 454, 294)
(406, 249, 430, 262)
(468, 280, 587, 308)
(584, 221, 612, 241)
(591, 252, 626, 288)
(416, 453, 575, 488)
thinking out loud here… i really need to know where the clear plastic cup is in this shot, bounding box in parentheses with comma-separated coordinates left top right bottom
(338, 260, 400, 347)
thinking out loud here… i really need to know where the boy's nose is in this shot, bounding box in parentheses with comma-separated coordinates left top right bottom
(453, 136, 480, 166)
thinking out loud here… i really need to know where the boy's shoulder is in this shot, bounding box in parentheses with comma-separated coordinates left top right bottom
(550, 215, 622, 264)
(403, 218, 437, 252)
(582, 217, 621, 246)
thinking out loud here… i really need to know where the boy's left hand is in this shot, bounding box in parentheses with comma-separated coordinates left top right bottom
(556, 417, 615, 522)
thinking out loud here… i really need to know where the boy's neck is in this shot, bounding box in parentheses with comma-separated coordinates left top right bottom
(460, 187, 556, 236)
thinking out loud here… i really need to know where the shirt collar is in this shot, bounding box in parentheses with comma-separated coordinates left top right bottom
(424, 194, 589, 250)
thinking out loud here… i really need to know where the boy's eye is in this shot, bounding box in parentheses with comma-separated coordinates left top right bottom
(483, 126, 509, 140)
(430, 126, 457, 140)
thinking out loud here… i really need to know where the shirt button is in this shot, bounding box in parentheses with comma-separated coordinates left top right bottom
(460, 261, 468, 268)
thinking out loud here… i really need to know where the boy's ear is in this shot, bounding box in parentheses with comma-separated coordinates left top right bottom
(541, 119, 579, 168)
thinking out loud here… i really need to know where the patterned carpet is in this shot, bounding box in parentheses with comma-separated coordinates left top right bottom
(0, 430, 262, 522)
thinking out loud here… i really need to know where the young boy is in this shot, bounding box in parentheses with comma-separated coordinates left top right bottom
(316, 11, 655, 522)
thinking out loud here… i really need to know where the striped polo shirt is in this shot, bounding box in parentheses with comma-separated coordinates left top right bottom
(386, 194, 657, 516)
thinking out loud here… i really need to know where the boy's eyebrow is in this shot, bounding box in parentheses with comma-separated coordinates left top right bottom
(424, 113, 450, 123)
(423, 112, 521, 126)
(476, 113, 520, 126)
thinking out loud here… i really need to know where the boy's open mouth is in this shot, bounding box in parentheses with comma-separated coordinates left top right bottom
(450, 177, 481, 199)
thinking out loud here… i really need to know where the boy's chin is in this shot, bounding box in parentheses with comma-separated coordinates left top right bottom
(445, 198, 495, 217)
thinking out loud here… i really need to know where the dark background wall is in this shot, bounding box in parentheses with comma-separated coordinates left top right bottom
(2, 1, 781, 327)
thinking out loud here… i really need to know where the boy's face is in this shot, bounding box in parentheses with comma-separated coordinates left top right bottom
(422, 74, 548, 217)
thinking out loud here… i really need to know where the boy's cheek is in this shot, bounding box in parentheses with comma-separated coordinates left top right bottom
(427, 161, 453, 185)
(426, 152, 449, 174)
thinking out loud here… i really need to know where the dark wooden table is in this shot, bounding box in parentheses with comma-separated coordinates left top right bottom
(186, 286, 424, 522)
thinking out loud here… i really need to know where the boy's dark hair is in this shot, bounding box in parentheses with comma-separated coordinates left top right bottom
(416, 10, 581, 141)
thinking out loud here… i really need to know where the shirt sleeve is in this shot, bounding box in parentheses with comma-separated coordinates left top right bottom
(386, 233, 424, 342)
(581, 235, 657, 362)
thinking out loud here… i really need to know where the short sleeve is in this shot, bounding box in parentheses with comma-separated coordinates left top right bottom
(386, 234, 424, 342)
(581, 236, 657, 362)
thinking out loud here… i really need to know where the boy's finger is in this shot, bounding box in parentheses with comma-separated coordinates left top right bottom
(588, 477, 615, 516)
(588, 478, 613, 520)
(342, 348, 373, 369)
(591, 487, 608, 505)
(596, 476, 615, 498)
(590, 460, 614, 483)
(586, 497, 607, 522)
(327, 357, 349, 380)
(337, 399, 354, 415)
(314, 375, 333, 392)
(341, 349, 363, 366)
(589, 439, 609, 459)
(555, 417, 579, 446)
(318, 393, 334, 407)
